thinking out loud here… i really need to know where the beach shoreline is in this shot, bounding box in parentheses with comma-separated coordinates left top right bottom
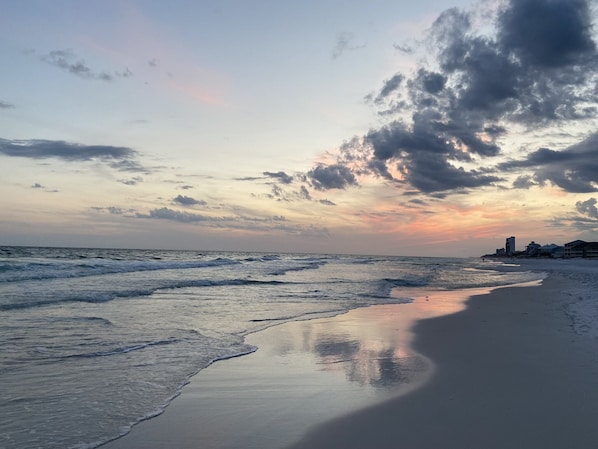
(100, 298, 442, 449)
(100, 260, 598, 449)
(288, 267, 598, 449)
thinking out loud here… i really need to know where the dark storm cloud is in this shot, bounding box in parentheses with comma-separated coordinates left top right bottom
(430, 0, 598, 122)
(263, 171, 293, 184)
(0, 138, 145, 172)
(500, 132, 598, 192)
(173, 195, 207, 206)
(498, 0, 596, 68)
(40, 49, 132, 81)
(322, 0, 598, 196)
(405, 151, 502, 193)
(358, 119, 502, 193)
(308, 164, 357, 190)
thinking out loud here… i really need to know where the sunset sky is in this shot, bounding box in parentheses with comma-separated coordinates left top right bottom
(2, 0, 598, 256)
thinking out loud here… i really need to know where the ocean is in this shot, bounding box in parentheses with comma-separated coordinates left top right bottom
(0, 246, 544, 449)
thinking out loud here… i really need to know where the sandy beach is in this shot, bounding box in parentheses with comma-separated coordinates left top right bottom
(289, 262, 598, 449)
(101, 260, 598, 449)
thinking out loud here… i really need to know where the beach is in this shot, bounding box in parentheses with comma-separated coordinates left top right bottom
(289, 261, 598, 449)
(2, 250, 542, 449)
(101, 259, 598, 449)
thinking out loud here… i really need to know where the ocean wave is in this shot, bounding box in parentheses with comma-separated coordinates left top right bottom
(382, 277, 430, 288)
(61, 338, 180, 360)
(0, 278, 290, 311)
(267, 260, 327, 276)
(0, 257, 241, 283)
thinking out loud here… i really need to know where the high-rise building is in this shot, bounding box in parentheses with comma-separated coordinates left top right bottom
(506, 236, 516, 255)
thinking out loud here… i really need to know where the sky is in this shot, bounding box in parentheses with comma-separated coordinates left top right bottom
(2, 0, 598, 257)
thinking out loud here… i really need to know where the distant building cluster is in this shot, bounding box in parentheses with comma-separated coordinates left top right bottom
(485, 236, 598, 259)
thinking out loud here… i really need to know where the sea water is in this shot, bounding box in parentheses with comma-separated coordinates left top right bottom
(0, 247, 543, 449)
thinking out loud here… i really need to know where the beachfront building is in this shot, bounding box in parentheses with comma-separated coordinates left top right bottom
(539, 244, 564, 258)
(485, 238, 592, 259)
(506, 236, 516, 256)
(526, 241, 541, 256)
(583, 242, 598, 258)
(564, 240, 586, 258)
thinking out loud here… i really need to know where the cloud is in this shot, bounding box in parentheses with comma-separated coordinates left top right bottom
(500, 132, 598, 192)
(318, 0, 598, 196)
(39, 49, 132, 81)
(31, 182, 58, 192)
(141, 207, 210, 223)
(308, 164, 357, 190)
(0, 138, 134, 160)
(263, 171, 293, 184)
(551, 197, 598, 232)
(136, 207, 329, 237)
(236, 176, 262, 182)
(173, 195, 207, 206)
(270, 184, 286, 200)
(512, 175, 537, 189)
(299, 185, 312, 201)
(366, 74, 404, 104)
(0, 138, 145, 172)
(108, 159, 146, 173)
(393, 43, 414, 54)
(118, 177, 143, 185)
(498, 0, 596, 69)
(0, 101, 15, 109)
(356, 119, 503, 193)
(576, 198, 598, 219)
(91, 206, 137, 216)
(423, 0, 598, 123)
(331, 32, 365, 59)
(319, 199, 336, 206)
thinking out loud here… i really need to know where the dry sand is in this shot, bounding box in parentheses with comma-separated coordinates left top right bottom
(102, 263, 598, 449)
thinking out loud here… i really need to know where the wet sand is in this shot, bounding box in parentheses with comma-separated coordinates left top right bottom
(101, 285, 483, 449)
(288, 272, 598, 449)
(102, 264, 598, 449)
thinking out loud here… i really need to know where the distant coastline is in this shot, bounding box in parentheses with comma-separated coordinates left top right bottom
(483, 236, 598, 259)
